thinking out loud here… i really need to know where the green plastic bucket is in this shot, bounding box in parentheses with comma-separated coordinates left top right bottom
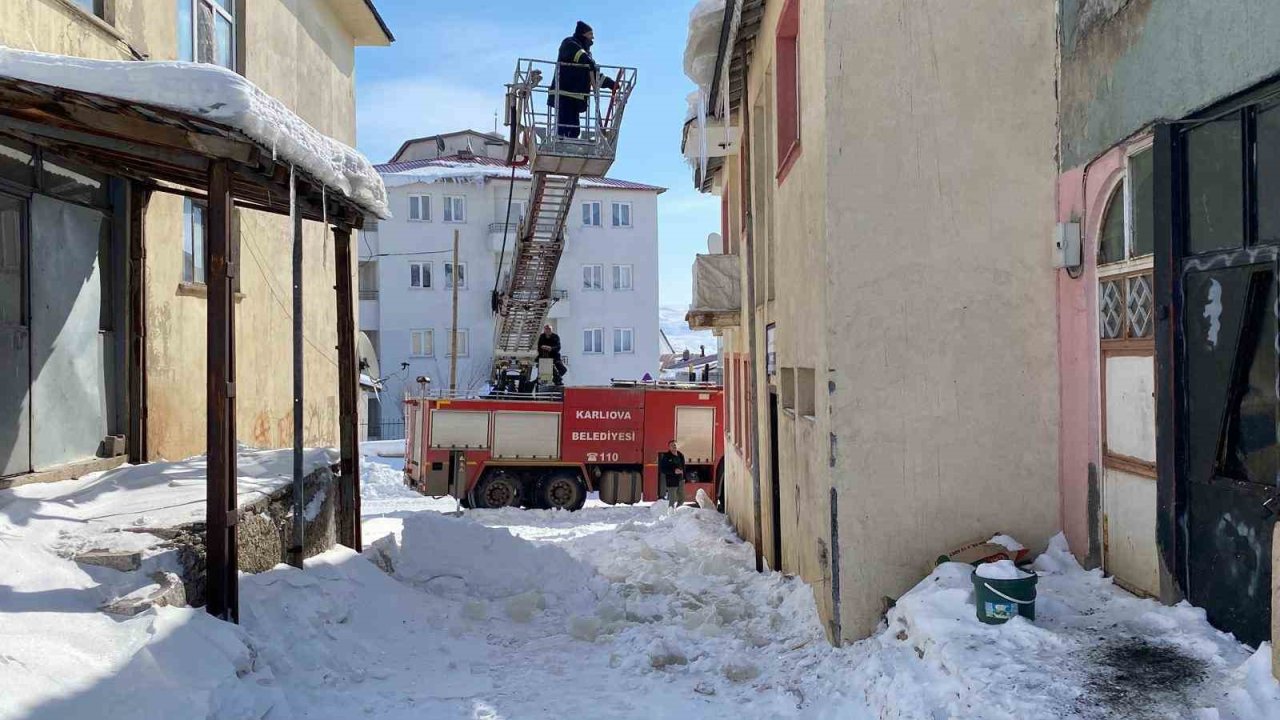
(972, 567, 1037, 624)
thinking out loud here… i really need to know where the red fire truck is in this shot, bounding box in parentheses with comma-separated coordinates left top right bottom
(403, 384, 724, 511)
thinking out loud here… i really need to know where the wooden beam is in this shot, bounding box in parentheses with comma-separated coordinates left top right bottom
(333, 226, 361, 550)
(206, 160, 240, 623)
(127, 182, 150, 464)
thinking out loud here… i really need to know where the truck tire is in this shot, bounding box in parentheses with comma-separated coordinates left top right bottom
(474, 471, 522, 509)
(539, 472, 587, 512)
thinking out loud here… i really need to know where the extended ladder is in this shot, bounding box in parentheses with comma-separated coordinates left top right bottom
(493, 58, 636, 388)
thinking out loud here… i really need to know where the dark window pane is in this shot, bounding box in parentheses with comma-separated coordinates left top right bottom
(1219, 272, 1277, 485)
(40, 155, 108, 208)
(1186, 114, 1244, 255)
(215, 14, 233, 69)
(1098, 181, 1125, 264)
(1130, 149, 1154, 256)
(1256, 104, 1280, 243)
(0, 136, 34, 187)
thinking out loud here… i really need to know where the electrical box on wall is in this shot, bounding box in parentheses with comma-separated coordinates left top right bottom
(1054, 222, 1081, 269)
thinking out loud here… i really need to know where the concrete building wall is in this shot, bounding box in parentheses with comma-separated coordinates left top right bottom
(368, 177, 660, 409)
(4, 0, 378, 460)
(822, 0, 1061, 640)
(1060, 0, 1280, 168)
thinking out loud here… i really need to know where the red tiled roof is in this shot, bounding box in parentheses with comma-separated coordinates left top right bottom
(375, 154, 666, 193)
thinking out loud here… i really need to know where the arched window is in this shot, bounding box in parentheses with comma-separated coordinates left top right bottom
(1098, 180, 1126, 265)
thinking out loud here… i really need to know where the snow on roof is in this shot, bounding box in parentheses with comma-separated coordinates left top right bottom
(0, 47, 389, 218)
(684, 0, 727, 91)
(377, 155, 666, 193)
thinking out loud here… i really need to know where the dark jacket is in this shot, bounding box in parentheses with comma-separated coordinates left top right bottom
(658, 450, 686, 487)
(547, 34, 615, 111)
(537, 332, 562, 359)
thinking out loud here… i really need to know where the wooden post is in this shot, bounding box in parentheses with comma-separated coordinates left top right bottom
(449, 228, 460, 393)
(333, 225, 361, 550)
(289, 169, 305, 569)
(206, 160, 239, 622)
(127, 182, 150, 464)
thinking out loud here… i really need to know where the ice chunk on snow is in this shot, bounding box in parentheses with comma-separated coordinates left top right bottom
(0, 47, 388, 218)
(974, 560, 1031, 580)
(696, 487, 716, 510)
(988, 533, 1026, 552)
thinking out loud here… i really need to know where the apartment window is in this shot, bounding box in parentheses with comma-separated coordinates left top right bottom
(613, 328, 634, 354)
(409, 261, 431, 289)
(445, 329, 469, 357)
(178, 0, 236, 70)
(775, 0, 802, 182)
(582, 201, 602, 227)
(183, 197, 206, 284)
(612, 264, 633, 291)
(409, 195, 431, 222)
(610, 201, 632, 228)
(583, 328, 604, 354)
(443, 195, 466, 223)
(445, 262, 467, 289)
(582, 264, 603, 290)
(358, 261, 378, 298)
(410, 329, 433, 358)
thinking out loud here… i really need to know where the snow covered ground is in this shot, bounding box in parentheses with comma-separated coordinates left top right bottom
(2, 444, 1279, 719)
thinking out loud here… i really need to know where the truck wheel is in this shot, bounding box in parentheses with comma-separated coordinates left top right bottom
(474, 471, 521, 509)
(539, 472, 587, 512)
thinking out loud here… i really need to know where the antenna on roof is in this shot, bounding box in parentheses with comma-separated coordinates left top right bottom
(493, 109, 499, 134)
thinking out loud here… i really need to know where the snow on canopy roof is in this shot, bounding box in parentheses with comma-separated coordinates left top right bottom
(376, 155, 666, 193)
(684, 0, 727, 92)
(0, 47, 389, 218)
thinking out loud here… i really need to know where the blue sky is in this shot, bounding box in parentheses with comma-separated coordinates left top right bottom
(354, 0, 719, 310)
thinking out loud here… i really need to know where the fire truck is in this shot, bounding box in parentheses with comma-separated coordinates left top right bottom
(403, 384, 724, 511)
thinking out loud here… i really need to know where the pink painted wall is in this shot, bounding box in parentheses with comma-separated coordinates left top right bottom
(1056, 149, 1125, 562)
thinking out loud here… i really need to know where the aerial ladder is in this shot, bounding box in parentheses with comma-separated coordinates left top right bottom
(491, 58, 637, 393)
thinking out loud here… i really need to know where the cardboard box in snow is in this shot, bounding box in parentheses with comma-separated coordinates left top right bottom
(936, 536, 1028, 568)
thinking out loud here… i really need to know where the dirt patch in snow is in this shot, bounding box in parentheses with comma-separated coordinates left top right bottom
(1082, 638, 1207, 718)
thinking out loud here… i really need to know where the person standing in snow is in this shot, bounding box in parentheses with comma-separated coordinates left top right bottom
(548, 21, 616, 138)
(658, 440, 686, 508)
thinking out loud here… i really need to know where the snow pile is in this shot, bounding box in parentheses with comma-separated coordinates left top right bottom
(989, 533, 1027, 552)
(683, 0, 727, 90)
(390, 511, 602, 606)
(807, 534, 1280, 719)
(0, 47, 388, 218)
(358, 454, 417, 501)
(974, 559, 1032, 580)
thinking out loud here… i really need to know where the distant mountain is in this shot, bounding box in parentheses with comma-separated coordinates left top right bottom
(659, 304, 717, 354)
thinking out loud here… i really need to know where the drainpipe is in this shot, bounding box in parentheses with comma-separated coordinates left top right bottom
(740, 101, 764, 574)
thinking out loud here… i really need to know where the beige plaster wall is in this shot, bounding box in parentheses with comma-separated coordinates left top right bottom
(822, 0, 1061, 640)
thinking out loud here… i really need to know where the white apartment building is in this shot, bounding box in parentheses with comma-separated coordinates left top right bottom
(360, 131, 663, 429)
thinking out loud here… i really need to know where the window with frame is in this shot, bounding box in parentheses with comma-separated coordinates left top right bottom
(409, 261, 431, 289)
(178, 0, 236, 70)
(775, 0, 801, 182)
(583, 201, 602, 227)
(583, 328, 604, 354)
(408, 195, 431, 221)
(183, 197, 206, 284)
(445, 328, 469, 357)
(612, 264, 633, 291)
(443, 195, 466, 223)
(582, 264, 603, 290)
(445, 262, 466, 289)
(610, 202, 632, 228)
(410, 329, 433, 358)
(71, 0, 107, 19)
(613, 328, 634, 354)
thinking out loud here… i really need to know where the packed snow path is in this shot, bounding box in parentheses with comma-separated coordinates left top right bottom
(1, 452, 1278, 719)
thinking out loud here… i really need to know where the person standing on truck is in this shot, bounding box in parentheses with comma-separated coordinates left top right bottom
(548, 21, 616, 138)
(658, 440, 686, 508)
(537, 324, 566, 385)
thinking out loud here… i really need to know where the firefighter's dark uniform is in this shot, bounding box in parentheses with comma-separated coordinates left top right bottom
(548, 23, 616, 138)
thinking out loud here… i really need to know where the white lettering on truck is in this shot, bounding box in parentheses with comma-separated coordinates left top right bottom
(573, 410, 633, 421)
(570, 431, 637, 442)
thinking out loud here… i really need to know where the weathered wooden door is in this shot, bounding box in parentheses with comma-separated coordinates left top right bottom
(0, 193, 29, 477)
